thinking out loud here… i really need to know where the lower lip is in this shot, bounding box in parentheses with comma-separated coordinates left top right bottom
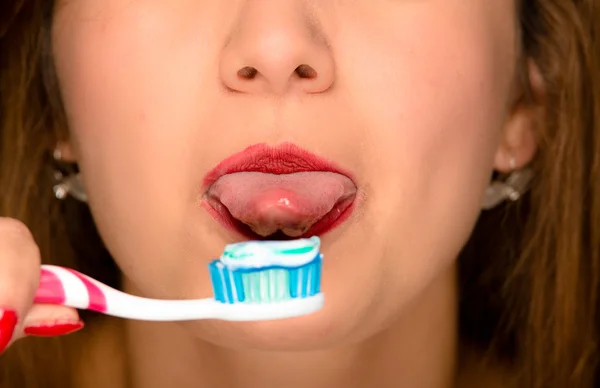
(201, 194, 356, 240)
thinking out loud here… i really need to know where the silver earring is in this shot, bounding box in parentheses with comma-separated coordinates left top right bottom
(52, 146, 88, 203)
(481, 156, 533, 210)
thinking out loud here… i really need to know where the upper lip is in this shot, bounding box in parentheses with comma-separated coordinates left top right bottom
(202, 142, 354, 188)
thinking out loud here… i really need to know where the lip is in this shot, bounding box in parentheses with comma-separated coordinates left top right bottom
(202, 143, 355, 188)
(201, 142, 357, 239)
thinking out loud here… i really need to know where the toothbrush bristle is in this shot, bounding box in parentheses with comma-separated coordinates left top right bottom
(208, 256, 322, 304)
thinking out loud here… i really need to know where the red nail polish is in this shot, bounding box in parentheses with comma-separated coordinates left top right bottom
(24, 320, 84, 337)
(0, 309, 18, 354)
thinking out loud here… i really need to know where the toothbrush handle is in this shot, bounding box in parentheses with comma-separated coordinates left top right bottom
(36, 265, 110, 312)
(34, 265, 218, 321)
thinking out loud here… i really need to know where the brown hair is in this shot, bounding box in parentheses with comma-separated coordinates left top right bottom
(1, 1, 598, 387)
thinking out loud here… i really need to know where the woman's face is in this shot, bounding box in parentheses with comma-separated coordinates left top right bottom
(52, 0, 521, 349)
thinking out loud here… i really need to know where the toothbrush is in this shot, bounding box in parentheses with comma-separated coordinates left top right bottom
(33, 237, 324, 322)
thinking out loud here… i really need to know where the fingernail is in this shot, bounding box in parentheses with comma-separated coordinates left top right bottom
(0, 309, 18, 354)
(24, 320, 84, 337)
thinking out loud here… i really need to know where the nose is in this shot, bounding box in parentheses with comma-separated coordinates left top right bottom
(219, 1, 335, 96)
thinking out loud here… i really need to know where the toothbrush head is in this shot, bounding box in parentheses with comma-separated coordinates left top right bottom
(207, 237, 324, 320)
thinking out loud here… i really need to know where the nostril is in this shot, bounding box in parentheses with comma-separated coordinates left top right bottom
(237, 65, 317, 80)
(237, 66, 258, 79)
(295, 64, 317, 79)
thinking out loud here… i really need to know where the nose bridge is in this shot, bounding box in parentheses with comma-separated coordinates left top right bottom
(219, 0, 334, 95)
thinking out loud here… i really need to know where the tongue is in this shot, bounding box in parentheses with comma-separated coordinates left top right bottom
(208, 171, 356, 237)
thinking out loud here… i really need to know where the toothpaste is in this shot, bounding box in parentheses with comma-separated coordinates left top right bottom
(220, 236, 321, 270)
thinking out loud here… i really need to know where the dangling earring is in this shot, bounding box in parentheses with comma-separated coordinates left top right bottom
(481, 155, 533, 210)
(52, 146, 88, 203)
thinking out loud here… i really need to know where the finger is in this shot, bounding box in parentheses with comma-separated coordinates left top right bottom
(8, 304, 83, 344)
(0, 218, 42, 353)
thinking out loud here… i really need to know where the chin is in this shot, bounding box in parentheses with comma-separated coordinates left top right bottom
(180, 276, 387, 352)
(183, 312, 342, 351)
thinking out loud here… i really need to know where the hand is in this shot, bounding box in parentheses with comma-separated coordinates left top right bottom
(0, 217, 83, 354)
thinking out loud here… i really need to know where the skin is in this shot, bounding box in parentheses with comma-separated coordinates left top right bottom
(4, 0, 539, 386)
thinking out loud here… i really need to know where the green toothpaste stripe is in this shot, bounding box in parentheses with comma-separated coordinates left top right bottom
(224, 241, 317, 260)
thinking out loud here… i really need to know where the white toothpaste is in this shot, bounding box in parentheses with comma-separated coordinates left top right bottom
(220, 236, 321, 270)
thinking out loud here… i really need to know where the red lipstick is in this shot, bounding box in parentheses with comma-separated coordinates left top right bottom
(202, 143, 354, 189)
(201, 143, 357, 239)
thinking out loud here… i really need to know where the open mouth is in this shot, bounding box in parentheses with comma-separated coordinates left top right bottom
(201, 143, 358, 240)
(202, 185, 356, 240)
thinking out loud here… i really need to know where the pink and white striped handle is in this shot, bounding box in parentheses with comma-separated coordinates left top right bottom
(34, 265, 221, 321)
(34, 265, 239, 321)
(35, 265, 109, 313)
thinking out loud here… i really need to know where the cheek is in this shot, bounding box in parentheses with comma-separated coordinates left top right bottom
(51, 4, 225, 294)
(333, 5, 516, 294)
